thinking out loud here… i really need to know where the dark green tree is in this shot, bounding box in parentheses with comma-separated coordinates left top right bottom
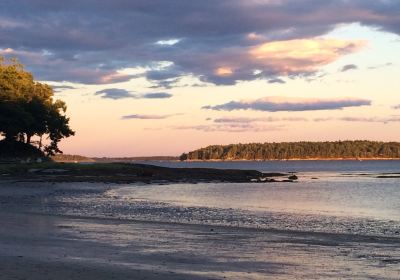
(0, 56, 74, 156)
(181, 141, 400, 160)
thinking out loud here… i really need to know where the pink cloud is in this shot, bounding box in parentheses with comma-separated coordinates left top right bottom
(249, 38, 367, 74)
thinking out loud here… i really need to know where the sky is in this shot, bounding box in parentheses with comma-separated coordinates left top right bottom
(0, 0, 399, 157)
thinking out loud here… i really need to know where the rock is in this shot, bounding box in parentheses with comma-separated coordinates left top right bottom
(288, 175, 298, 180)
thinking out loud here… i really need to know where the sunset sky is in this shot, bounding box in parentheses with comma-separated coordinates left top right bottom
(1, 1, 399, 157)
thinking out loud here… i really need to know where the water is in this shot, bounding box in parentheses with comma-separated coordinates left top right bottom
(2, 160, 399, 279)
(56, 160, 400, 237)
(112, 175, 400, 221)
(134, 159, 400, 173)
(127, 160, 400, 220)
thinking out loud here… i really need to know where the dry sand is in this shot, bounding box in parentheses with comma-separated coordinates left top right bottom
(0, 181, 399, 279)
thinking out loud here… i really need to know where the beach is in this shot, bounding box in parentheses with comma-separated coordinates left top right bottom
(0, 176, 399, 280)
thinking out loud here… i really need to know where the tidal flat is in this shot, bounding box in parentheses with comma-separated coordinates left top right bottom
(0, 165, 399, 280)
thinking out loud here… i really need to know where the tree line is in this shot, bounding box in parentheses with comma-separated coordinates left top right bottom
(0, 57, 74, 156)
(180, 141, 400, 160)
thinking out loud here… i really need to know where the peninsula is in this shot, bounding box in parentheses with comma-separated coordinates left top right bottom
(180, 141, 400, 161)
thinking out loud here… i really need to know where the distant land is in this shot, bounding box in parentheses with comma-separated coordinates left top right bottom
(48, 141, 400, 163)
(179, 141, 400, 161)
(51, 155, 179, 163)
(93, 156, 180, 162)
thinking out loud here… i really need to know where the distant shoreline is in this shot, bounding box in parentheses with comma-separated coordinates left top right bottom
(180, 158, 400, 162)
(52, 156, 400, 163)
(180, 141, 400, 162)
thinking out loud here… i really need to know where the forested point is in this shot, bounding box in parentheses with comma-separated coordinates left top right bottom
(51, 154, 95, 163)
(0, 56, 74, 161)
(180, 141, 400, 161)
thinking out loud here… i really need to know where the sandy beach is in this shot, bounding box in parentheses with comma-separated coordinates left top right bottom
(0, 180, 399, 280)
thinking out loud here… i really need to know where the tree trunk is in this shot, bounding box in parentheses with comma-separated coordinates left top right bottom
(18, 134, 25, 143)
(39, 135, 43, 150)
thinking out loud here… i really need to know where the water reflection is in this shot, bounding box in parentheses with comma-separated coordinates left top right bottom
(110, 172, 400, 221)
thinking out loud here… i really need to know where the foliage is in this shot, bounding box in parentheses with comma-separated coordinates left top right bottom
(180, 141, 400, 160)
(0, 56, 74, 156)
(51, 154, 94, 162)
(0, 140, 46, 161)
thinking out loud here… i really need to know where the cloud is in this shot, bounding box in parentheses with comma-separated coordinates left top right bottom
(141, 92, 172, 99)
(314, 116, 400, 124)
(249, 39, 365, 74)
(0, 1, 399, 85)
(94, 88, 173, 100)
(368, 62, 393, 70)
(203, 96, 371, 112)
(121, 114, 175, 120)
(340, 64, 358, 72)
(213, 117, 308, 123)
(148, 79, 180, 89)
(51, 85, 78, 92)
(173, 123, 284, 133)
(95, 88, 135, 100)
(268, 78, 286, 84)
(155, 39, 181, 46)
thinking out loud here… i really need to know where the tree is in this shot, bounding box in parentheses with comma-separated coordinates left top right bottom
(0, 56, 74, 156)
(181, 141, 400, 160)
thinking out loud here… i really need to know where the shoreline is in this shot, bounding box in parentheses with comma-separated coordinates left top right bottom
(0, 162, 296, 184)
(49, 157, 400, 164)
(180, 157, 400, 162)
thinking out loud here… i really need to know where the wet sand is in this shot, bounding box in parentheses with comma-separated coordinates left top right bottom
(0, 181, 399, 279)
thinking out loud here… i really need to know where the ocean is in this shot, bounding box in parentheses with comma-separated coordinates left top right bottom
(65, 160, 400, 237)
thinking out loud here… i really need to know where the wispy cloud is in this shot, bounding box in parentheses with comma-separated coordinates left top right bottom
(340, 64, 358, 72)
(268, 78, 286, 84)
(95, 89, 136, 99)
(213, 117, 308, 123)
(51, 85, 78, 92)
(314, 116, 400, 124)
(95, 89, 172, 100)
(203, 96, 371, 112)
(173, 123, 284, 133)
(121, 114, 176, 120)
(368, 62, 393, 70)
(141, 92, 172, 99)
(214, 115, 400, 125)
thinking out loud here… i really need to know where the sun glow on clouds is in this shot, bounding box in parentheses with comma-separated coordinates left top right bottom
(99, 72, 133, 84)
(247, 32, 264, 41)
(0, 48, 14, 54)
(249, 38, 366, 74)
(215, 67, 234, 77)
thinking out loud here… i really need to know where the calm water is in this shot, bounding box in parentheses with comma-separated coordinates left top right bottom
(135, 159, 400, 173)
(63, 161, 400, 236)
(112, 174, 400, 221)
(130, 161, 400, 221)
